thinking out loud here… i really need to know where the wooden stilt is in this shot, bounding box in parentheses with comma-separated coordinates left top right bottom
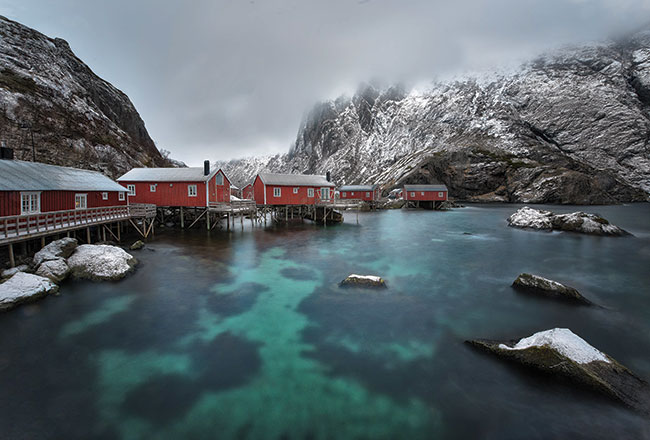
(117, 222, 121, 241)
(180, 207, 184, 229)
(8, 244, 15, 268)
(102, 226, 106, 242)
(86, 227, 91, 244)
(207, 211, 211, 230)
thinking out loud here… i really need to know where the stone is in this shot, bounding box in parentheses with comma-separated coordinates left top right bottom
(508, 207, 629, 236)
(467, 328, 650, 416)
(68, 244, 138, 281)
(130, 240, 145, 251)
(33, 237, 78, 266)
(512, 273, 592, 305)
(339, 274, 387, 288)
(1, 264, 29, 279)
(35, 258, 70, 284)
(0, 272, 58, 310)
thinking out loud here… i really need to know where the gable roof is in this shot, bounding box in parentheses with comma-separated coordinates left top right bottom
(0, 160, 126, 192)
(403, 184, 448, 192)
(118, 167, 219, 182)
(338, 185, 378, 192)
(256, 173, 335, 187)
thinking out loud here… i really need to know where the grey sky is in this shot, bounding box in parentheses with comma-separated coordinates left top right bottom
(1, 0, 649, 166)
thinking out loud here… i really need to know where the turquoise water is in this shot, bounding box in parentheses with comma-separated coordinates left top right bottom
(1, 204, 649, 439)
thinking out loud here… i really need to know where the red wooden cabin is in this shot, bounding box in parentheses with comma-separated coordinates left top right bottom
(253, 173, 335, 205)
(403, 184, 448, 201)
(117, 161, 231, 207)
(0, 159, 127, 217)
(338, 185, 381, 202)
(242, 183, 254, 200)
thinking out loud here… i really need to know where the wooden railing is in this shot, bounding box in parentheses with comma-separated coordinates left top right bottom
(0, 205, 131, 242)
(209, 200, 257, 212)
(129, 203, 157, 218)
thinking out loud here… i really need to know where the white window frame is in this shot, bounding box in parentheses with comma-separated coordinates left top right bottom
(308, 188, 314, 198)
(293, 187, 299, 194)
(273, 187, 281, 197)
(75, 193, 87, 210)
(102, 192, 108, 200)
(439, 192, 444, 198)
(421, 192, 425, 196)
(351, 192, 355, 196)
(366, 192, 370, 197)
(188, 184, 197, 197)
(342, 192, 346, 197)
(216, 173, 224, 185)
(320, 188, 330, 200)
(119, 192, 125, 201)
(127, 184, 136, 196)
(20, 192, 40, 215)
(410, 192, 415, 197)
(150, 184, 156, 192)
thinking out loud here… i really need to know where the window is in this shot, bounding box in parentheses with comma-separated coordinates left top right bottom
(102, 192, 108, 200)
(410, 192, 415, 197)
(119, 192, 125, 201)
(366, 192, 370, 197)
(421, 192, 425, 196)
(320, 188, 330, 200)
(75, 194, 87, 210)
(150, 184, 156, 192)
(342, 192, 346, 197)
(127, 184, 135, 196)
(308, 188, 314, 197)
(216, 173, 224, 185)
(439, 192, 444, 198)
(293, 187, 299, 194)
(273, 187, 281, 197)
(188, 185, 197, 197)
(351, 192, 355, 196)
(20, 192, 40, 215)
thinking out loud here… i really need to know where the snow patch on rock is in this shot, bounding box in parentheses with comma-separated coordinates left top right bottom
(0, 272, 58, 309)
(508, 206, 553, 230)
(35, 258, 70, 283)
(68, 245, 137, 281)
(499, 328, 610, 364)
(33, 237, 77, 266)
(1, 264, 29, 279)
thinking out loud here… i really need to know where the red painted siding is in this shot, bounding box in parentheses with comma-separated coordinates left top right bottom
(253, 176, 334, 205)
(339, 188, 381, 201)
(214, 170, 231, 203)
(403, 189, 448, 201)
(242, 184, 254, 200)
(0, 190, 126, 217)
(120, 181, 208, 207)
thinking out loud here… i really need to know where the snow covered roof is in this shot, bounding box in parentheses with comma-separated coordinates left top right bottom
(403, 184, 448, 192)
(257, 173, 335, 187)
(338, 185, 378, 191)
(0, 160, 126, 192)
(118, 167, 218, 182)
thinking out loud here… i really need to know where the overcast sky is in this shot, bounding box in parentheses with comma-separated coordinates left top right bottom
(1, 0, 649, 166)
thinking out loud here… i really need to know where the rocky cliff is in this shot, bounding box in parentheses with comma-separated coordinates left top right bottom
(220, 30, 650, 204)
(0, 16, 171, 179)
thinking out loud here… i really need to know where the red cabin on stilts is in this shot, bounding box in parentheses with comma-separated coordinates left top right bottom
(338, 185, 381, 202)
(253, 173, 335, 205)
(242, 183, 254, 200)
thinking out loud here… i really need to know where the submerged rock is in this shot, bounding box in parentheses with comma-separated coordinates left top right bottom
(508, 207, 629, 236)
(512, 273, 592, 305)
(0, 272, 58, 310)
(33, 237, 78, 266)
(467, 328, 650, 415)
(35, 258, 70, 283)
(68, 244, 138, 281)
(1, 264, 30, 279)
(130, 240, 145, 251)
(339, 274, 387, 288)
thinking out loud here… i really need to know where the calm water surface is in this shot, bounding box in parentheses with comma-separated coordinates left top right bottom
(1, 204, 650, 439)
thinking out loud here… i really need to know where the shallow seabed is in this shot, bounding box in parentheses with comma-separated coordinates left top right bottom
(1, 204, 650, 439)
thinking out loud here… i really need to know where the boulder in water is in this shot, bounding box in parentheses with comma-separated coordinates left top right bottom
(339, 274, 387, 288)
(512, 273, 592, 305)
(508, 207, 628, 236)
(68, 244, 138, 281)
(33, 237, 78, 266)
(130, 240, 145, 251)
(0, 272, 58, 310)
(467, 328, 650, 415)
(35, 258, 70, 283)
(1, 264, 30, 279)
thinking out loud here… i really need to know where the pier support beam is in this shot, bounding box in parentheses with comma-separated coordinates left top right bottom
(8, 243, 15, 268)
(180, 207, 184, 229)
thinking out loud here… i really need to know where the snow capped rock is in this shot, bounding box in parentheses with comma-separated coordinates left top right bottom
(0, 272, 58, 310)
(512, 273, 592, 305)
(339, 274, 387, 288)
(508, 207, 553, 230)
(498, 328, 609, 364)
(68, 245, 137, 281)
(33, 238, 78, 266)
(35, 258, 70, 283)
(508, 207, 628, 235)
(1, 264, 29, 279)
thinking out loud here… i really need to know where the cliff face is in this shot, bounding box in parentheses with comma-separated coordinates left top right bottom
(221, 30, 650, 204)
(0, 16, 171, 179)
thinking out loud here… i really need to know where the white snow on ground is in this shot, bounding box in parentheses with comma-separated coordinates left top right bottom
(499, 328, 610, 364)
(347, 274, 383, 282)
(68, 245, 136, 280)
(230, 195, 242, 201)
(0, 272, 57, 307)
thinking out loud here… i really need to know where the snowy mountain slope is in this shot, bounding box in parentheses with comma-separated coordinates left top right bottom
(0, 16, 172, 178)
(220, 31, 650, 204)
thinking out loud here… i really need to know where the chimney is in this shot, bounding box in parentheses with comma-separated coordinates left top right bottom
(326, 171, 331, 182)
(204, 160, 210, 176)
(0, 141, 14, 160)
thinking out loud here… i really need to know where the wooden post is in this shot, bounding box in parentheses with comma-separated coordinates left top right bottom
(227, 213, 230, 231)
(40, 237, 45, 248)
(86, 227, 91, 244)
(8, 244, 15, 268)
(117, 222, 121, 242)
(102, 226, 106, 242)
(180, 207, 184, 229)
(206, 211, 211, 230)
